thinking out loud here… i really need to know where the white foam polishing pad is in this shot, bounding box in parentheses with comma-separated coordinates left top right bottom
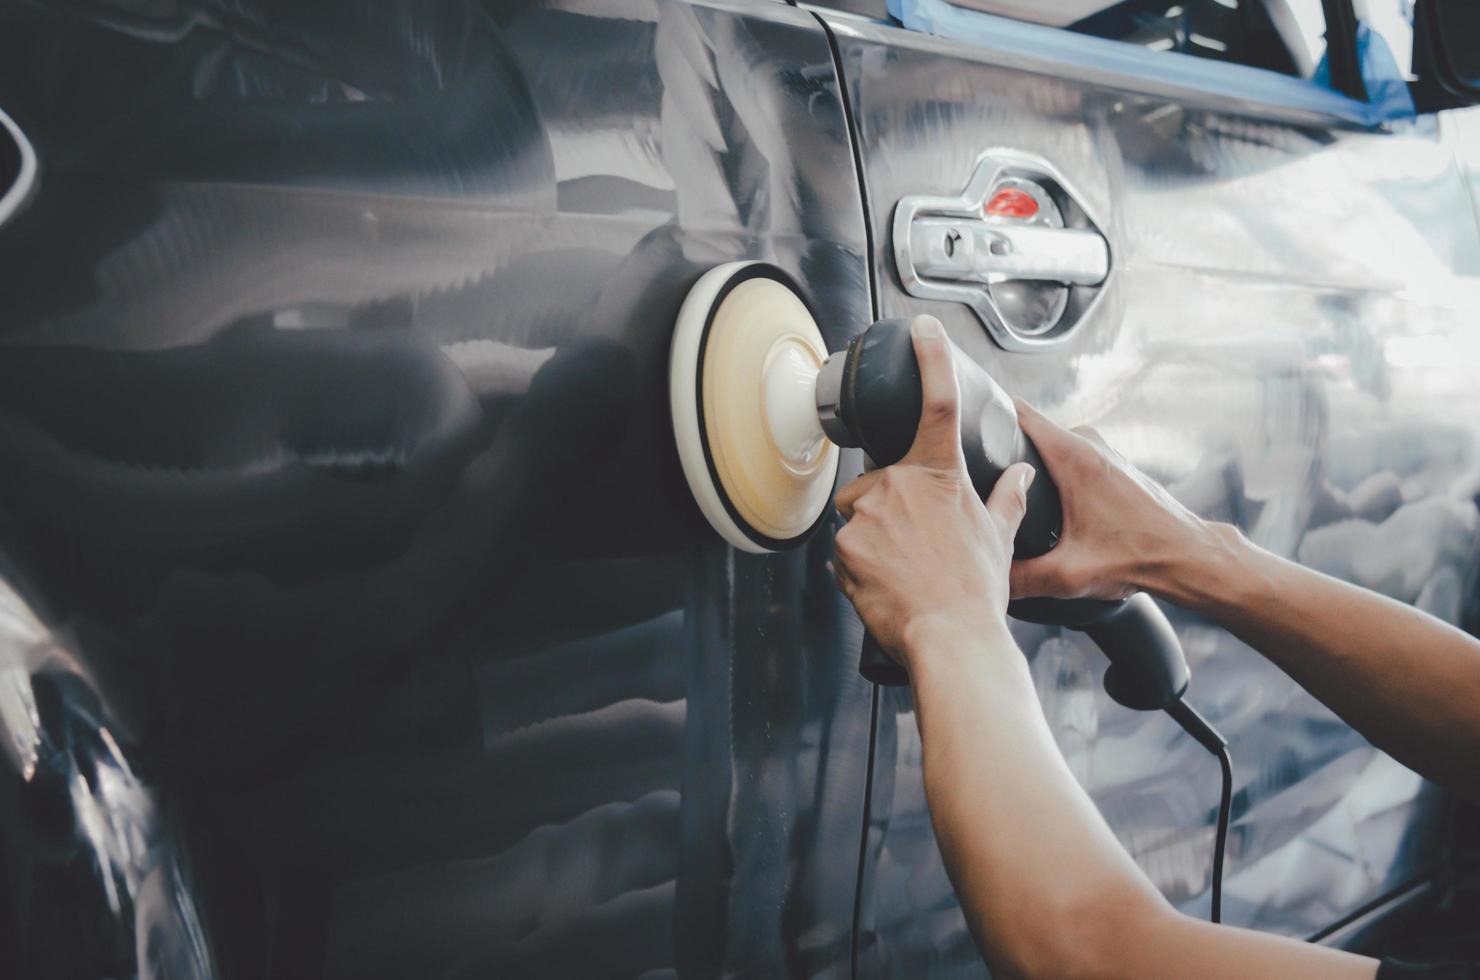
(670, 262, 839, 552)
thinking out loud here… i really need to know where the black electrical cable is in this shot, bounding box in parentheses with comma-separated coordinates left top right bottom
(850, 682, 881, 980)
(1211, 740, 1233, 924)
(1164, 697, 1233, 924)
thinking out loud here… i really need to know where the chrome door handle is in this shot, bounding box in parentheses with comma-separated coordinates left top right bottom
(908, 216, 1108, 287)
(893, 149, 1112, 351)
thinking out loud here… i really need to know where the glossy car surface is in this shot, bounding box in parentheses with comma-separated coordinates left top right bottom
(827, 15, 1480, 971)
(0, 1, 1477, 977)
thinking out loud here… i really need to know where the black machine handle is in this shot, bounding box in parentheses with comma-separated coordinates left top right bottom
(858, 634, 907, 686)
(837, 319, 1187, 710)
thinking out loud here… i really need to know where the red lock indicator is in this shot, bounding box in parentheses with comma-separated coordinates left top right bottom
(985, 187, 1038, 219)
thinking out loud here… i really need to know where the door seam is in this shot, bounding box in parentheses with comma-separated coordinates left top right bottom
(813, 12, 882, 978)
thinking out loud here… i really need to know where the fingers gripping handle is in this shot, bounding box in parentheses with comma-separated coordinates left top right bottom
(834, 319, 1064, 557)
(836, 319, 1190, 709)
(835, 317, 1066, 688)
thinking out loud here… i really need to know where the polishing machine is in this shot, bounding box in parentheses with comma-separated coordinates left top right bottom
(669, 261, 1231, 924)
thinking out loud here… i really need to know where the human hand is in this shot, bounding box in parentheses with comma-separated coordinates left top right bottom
(1009, 401, 1215, 602)
(831, 316, 1036, 671)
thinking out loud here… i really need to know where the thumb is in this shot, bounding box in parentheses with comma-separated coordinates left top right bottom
(985, 462, 1036, 545)
(1013, 398, 1083, 477)
(903, 315, 964, 470)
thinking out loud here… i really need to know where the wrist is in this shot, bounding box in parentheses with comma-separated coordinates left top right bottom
(1139, 521, 1254, 612)
(900, 611, 1020, 678)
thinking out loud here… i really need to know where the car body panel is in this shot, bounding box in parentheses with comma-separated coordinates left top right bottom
(823, 12, 1480, 974)
(0, 1, 874, 975)
(2, 1, 1479, 976)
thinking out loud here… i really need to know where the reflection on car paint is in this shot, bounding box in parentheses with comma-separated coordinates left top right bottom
(0, 582, 216, 978)
(0, 0, 1476, 976)
(826, 12, 1480, 974)
(0, 1, 873, 975)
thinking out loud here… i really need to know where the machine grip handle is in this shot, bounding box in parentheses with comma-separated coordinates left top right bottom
(836, 318, 1064, 556)
(859, 632, 909, 686)
(1082, 593, 1190, 711)
(837, 319, 1190, 707)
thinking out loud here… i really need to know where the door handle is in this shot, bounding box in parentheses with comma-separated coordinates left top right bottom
(893, 149, 1112, 350)
(908, 216, 1108, 287)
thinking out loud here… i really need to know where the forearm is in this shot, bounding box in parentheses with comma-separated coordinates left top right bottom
(1152, 523, 1480, 793)
(907, 620, 1168, 978)
(905, 620, 1376, 979)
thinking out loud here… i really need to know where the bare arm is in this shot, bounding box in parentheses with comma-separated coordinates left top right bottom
(1160, 525, 1480, 794)
(1011, 401, 1480, 797)
(908, 620, 1374, 980)
(831, 318, 1376, 978)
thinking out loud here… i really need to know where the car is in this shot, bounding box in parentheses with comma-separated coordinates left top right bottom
(0, 0, 1478, 976)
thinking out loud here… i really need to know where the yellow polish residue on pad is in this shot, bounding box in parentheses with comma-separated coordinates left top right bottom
(701, 277, 837, 542)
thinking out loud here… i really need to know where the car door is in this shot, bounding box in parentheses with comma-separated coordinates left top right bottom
(812, 2, 1480, 974)
(0, 1, 877, 975)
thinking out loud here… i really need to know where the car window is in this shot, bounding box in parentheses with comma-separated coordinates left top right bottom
(952, 1, 1329, 79)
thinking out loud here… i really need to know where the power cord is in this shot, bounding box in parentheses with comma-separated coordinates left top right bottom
(850, 683, 881, 979)
(1165, 697, 1233, 924)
